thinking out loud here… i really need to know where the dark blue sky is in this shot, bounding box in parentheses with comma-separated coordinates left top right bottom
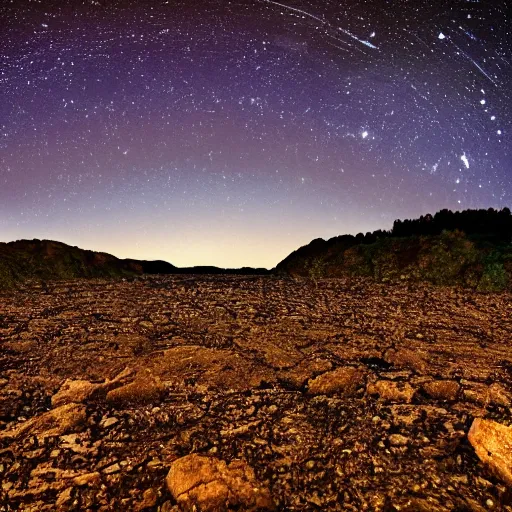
(1, 0, 510, 267)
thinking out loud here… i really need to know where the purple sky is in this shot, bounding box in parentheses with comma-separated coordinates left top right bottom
(1, 0, 510, 267)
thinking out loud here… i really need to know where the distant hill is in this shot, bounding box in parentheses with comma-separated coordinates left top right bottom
(0, 239, 268, 289)
(275, 208, 512, 291)
(2, 208, 511, 290)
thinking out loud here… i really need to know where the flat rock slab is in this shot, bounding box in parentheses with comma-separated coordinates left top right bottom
(0, 403, 86, 440)
(367, 380, 416, 403)
(307, 366, 365, 396)
(51, 367, 133, 407)
(166, 454, 275, 511)
(106, 372, 165, 407)
(468, 418, 512, 487)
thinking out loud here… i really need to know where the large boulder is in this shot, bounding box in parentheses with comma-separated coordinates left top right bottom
(468, 418, 512, 486)
(51, 379, 99, 408)
(166, 454, 274, 511)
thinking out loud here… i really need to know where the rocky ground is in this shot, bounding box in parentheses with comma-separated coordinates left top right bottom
(1, 275, 512, 511)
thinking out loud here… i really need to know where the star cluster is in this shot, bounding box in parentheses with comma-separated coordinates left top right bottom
(1, 0, 511, 267)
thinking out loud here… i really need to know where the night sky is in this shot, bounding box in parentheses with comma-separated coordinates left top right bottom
(1, 0, 511, 268)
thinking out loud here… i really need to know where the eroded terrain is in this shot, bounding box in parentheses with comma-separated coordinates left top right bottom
(1, 276, 512, 511)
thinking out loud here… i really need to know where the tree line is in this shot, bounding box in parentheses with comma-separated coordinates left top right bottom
(352, 208, 512, 244)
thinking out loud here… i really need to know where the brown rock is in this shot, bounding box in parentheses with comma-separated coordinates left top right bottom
(156, 345, 276, 392)
(56, 487, 74, 510)
(73, 472, 101, 487)
(307, 367, 365, 396)
(137, 488, 158, 510)
(385, 348, 426, 373)
(52, 379, 99, 408)
(166, 454, 274, 511)
(106, 372, 165, 407)
(488, 383, 511, 407)
(389, 434, 409, 446)
(51, 367, 133, 407)
(0, 403, 86, 440)
(281, 358, 332, 390)
(468, 418, 512, 486)
(462, 381, 511, 407)
(102, 463, 121, 474)
(423, 380, 460, 401)
(367, 380, 416, 403)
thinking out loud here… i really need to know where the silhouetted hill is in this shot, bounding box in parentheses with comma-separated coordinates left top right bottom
(275, 208, 512, 290)
(3, 208, 511, 290)
(0, 239, 144, 289)
(0, 239, 268, 289)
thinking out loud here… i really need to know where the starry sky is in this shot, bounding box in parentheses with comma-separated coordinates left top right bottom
(1, 0, 511, 268)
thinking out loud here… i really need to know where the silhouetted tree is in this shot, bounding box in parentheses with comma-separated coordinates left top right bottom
(388, 208, 511, 241)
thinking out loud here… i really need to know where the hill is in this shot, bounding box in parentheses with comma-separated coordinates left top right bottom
(275, 208, 512, 291)
(0, 239, 268, 289)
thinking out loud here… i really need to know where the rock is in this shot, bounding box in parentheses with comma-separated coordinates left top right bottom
(106, 372, 165, 407)
(462, 381, 511, 407)
(464, 498, 487, 512)
(389, 434, 409, 446)
(307, 367, 365, 396)
(166, 454, 275, 511)
(73, 472, 101, 487)
(385, 348, 426, 373)
(367, 380, 416, 403)
(136, 488, 158, 510)
(468, 418, 512, 486)
(101, 416, 119, 428)
(423, 380, 460, 401)
(157, 345, 276, 392)
(51, 368, 133, 407)
(488, 383, 511, 407)
(56, 487, 73, 510)
(0, 403, 86, 440)
(160, 501, 178, 512)
(52, 379, 99, 408)
(102, 463, 121, 475)
(280, 358, 332, 390)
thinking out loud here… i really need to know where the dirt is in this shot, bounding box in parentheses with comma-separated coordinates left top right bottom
(1, 275, 512, 511)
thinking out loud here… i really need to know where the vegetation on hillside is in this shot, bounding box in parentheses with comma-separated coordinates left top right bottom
(275, 208, 512, 291)
(1, 208, 511, 290)
(0, 239, 144, 289)
(0, 239, 268, 289)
